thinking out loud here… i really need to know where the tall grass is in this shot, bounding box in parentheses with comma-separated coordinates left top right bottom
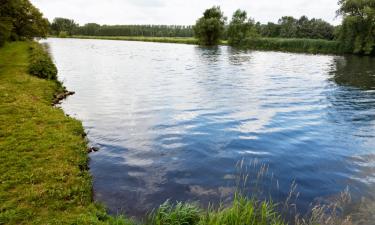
(243, 38, 342, 55)
(148, 195, 286, 225)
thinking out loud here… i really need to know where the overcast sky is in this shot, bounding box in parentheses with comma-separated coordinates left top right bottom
(30, 0, 342, 26)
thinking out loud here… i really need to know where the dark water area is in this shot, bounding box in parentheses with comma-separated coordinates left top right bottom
(43, 38, 375, 218)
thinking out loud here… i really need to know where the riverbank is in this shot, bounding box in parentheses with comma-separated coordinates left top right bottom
(68, 35, 342, 55)
(0, 42, 128, 224)
(71, 35, 200, 45)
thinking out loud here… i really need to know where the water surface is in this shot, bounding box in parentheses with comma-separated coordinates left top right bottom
(44, 38, 375, 217)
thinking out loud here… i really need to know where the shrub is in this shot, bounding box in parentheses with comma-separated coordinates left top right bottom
(28, 42, 58, 80)
(58, 31, 68, 38)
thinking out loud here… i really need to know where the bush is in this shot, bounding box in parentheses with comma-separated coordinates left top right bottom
(58, 31, 68, 38)
(28, 42, 58, 80)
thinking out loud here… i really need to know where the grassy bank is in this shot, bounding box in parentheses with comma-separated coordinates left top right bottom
(71, 35, 199, 45)
(68, 35, 342, 55)
(0, 42, 129, 225)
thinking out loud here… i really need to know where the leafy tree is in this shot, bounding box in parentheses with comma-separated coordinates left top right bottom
(227, 10, 259, 45)
(0, 18, 12, 46)
(338, 0, 375, 55)
(0, 0, 49, 40)
(51, 18, 78, 36)
(73, 24, 194, 37)
(193, 6, 227, 45)
(278, 16, 298, 38)
(260, 22, 281, 37)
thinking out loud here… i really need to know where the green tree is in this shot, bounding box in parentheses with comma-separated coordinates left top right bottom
(338, 0, 375, 55)
(227, 10, 259, 45)
(260, 22, 281, 37)
(51, 18, 78, 36)
(0, 0, 49, 40)
(0, 17, 12, 46)
(278, 16, 298, 38)
(193, 6, 227, 45)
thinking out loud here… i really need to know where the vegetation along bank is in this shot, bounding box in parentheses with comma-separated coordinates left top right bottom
(48, 0, 374, 55)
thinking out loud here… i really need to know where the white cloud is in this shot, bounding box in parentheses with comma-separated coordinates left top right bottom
(30, 0, 342, 25)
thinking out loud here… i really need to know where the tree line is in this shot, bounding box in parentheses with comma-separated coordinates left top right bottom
(0, 0, 373, 55)
(50, 18, 194, 37)
(50, 15, 336, 41)
(194, 0, 374, 55)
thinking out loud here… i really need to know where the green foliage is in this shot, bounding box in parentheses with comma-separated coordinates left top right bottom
(243, 37, 341, 54)
(148, 201, 201, 225)
(227, 10, 259, 46)
(0, 0, 49, 40)
(259, 16, 335, 40)
(50, 17, 79, 36)
(58, 31, 68, 38)
(278, 16, 299, 38)
(193, 6, 227, 45)
(75, 23, 194, 37)
(28, 42, 58, 80)
(201, 195, 285, 225)
(0, 17, 13, 46)
(337, 0, 375, 55)
(147, 195, 286, 225)
(260, 22, 281, 38)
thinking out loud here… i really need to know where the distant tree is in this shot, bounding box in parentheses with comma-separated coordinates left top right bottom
(227, 9, 259, 45)
(193, 6, 227, 45)
(51, 18, 78, 36)
(0, 0, 49, 40)
(77, 23, 101, 36)
(0, 18, 12, 46)
(260, 22, 281, 37)
(337, 0, 375, 55)
(72, 24, 194, 37)
(278, 16, 298, 38)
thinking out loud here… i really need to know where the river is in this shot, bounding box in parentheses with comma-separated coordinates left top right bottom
(43, 38, 375, 218)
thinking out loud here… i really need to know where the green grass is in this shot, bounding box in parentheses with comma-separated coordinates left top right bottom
(71, 35, 199, 45)
(0, 42, 130, 225)
(147, 195, 286, 225)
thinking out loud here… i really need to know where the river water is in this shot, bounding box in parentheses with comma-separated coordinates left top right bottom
(44, 38, 375, 218)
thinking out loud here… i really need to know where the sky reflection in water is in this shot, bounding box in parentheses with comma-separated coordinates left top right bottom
(43, 38, 375, 217)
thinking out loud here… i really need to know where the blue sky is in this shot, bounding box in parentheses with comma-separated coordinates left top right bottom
(31, 0, 342, 25)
